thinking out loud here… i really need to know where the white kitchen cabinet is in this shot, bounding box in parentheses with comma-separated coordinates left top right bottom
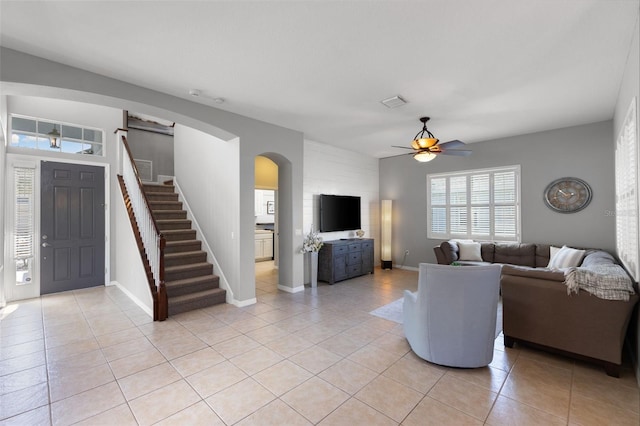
(255, 231, 274, 261)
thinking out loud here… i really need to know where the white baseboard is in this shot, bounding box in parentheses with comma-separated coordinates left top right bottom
(111, 280, 153, 317)
(277, 284, 305, 293)
(395, 265, 419, 271)
(232, 297, 257, 307)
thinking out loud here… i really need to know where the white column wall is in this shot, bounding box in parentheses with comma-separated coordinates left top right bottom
(173, 124, 240, 303)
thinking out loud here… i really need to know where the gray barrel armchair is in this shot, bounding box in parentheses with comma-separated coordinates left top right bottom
(403, 263, 502, 368)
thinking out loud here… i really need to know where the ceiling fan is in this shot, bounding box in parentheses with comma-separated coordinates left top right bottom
(393, 117, 472, 162)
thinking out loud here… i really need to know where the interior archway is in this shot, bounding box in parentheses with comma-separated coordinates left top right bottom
(255, 156, 279, 295)
(253, 152, 298, 297)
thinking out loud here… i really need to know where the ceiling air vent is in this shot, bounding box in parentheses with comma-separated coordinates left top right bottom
(380, 95, 407, 109)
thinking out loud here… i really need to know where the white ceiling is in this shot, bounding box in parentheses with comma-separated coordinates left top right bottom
(1, 0, 638, 158)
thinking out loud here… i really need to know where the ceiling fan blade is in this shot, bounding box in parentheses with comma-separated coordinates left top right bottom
(438, 140, 466, 149)
(391, 145, 415, 150)
(439, 149, 472, 156)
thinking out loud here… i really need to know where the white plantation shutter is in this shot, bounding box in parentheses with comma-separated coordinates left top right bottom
(427, 165, 521, 241)
(471, 174, 490, 236)
(14, 167, 35, 259)
(615, 98, 638, 281)
(430, 178, 446, 204)
(493, 171, 517, 237)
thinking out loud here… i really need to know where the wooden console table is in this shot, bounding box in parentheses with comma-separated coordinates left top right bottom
(318, 238, 374, 284)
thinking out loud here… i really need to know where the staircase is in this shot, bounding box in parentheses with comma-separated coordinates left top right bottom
(143, 182, 226, 316)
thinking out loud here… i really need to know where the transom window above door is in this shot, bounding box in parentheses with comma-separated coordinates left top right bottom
(10, 115, 104, 156)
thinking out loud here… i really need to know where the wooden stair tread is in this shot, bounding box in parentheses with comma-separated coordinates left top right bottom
(165, 274, 219, 287)
(150, 201, 182, 210)
(168, 288, 226, 309)
(166, 240, 199, 245)
(157, 219, 191, 224)
(165, 262, 211, 272)
(143, 183, 175, 190)
(165, 250, 206, 259)
(165, 241, 201, 249)
(162, 229, 195, 234)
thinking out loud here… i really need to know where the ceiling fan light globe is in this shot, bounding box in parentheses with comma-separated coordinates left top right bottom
(425, 137, 438, 147)
(415, 138, 429, 149)
(414, 151, 436, 162)
(411, 140, 420, 150)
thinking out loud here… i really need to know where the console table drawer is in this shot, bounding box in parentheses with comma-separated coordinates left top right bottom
(346, 252, 361, 265)
(348, 243, 361, 252)
(347, 264, 362, 276)
(334, 245, 348, 255)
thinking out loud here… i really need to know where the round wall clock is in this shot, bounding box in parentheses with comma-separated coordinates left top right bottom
(544, 177, 592, 213)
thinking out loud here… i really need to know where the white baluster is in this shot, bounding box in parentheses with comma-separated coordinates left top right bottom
(120, 136, 162, 291)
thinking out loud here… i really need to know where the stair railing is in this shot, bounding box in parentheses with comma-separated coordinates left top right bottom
(119, 134, 168, 320)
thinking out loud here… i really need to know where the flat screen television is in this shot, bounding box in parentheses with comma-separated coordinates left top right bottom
(319, 194, 361, 232)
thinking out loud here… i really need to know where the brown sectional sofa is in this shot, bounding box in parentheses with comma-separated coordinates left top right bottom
(433, 241, 639, 376)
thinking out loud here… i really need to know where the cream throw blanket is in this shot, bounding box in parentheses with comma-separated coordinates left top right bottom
(565, 264, 635, 301)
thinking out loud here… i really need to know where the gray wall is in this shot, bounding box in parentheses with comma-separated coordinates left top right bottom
(380, 120, 615, 267)
(127, 128, 174, 182)
(0, 47, 304, 305)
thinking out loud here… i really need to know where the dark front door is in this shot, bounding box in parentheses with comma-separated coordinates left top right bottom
(41, 161, 105, 295)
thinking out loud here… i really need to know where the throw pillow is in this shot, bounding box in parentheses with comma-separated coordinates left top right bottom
(547, 245, 586, 270)
(458, 241, 483, 261)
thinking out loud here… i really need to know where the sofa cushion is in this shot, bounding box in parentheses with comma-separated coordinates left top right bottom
(535, 244, 553, 267)
(458, 241, 483, 261)
(494, 243, 536, 267)
(440, 241, 460, 262)
(501, 264, 566, 282)
(481, 243, 495, 263)
(548, 246, 586, 270)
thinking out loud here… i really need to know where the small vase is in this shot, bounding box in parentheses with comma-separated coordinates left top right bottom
(310, 251, 318, 288)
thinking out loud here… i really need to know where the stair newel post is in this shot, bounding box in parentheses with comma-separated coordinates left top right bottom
(158, 235, 168, 321)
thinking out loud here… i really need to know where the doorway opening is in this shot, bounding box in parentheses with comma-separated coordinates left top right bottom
(255, 156, 278, 297)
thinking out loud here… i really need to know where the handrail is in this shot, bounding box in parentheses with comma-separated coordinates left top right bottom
(119, 134, 167, 320)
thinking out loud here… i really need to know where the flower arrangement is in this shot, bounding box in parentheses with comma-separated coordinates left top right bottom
(301, 227, 324, 253)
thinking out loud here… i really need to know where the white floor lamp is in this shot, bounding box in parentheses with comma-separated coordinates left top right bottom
(381, 199, 392, 269)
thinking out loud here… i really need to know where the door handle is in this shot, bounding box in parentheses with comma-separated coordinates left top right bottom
(42, 242, 52, 248)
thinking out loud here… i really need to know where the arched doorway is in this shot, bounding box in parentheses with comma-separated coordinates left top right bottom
(249, 152, 302, 298)
(255, 156, 279, 295)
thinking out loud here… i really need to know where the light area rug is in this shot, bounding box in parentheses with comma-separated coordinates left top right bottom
(370, 296, 503, 338)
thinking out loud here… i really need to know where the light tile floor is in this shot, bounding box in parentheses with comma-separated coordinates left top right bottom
(1, 263, 639, 425)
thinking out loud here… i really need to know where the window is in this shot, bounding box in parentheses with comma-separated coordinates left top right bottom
(14, 166, 35, 284)
(10, 115, 104, 156)
(615, 98, 638, 281)
(427, 165, 521, 241)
